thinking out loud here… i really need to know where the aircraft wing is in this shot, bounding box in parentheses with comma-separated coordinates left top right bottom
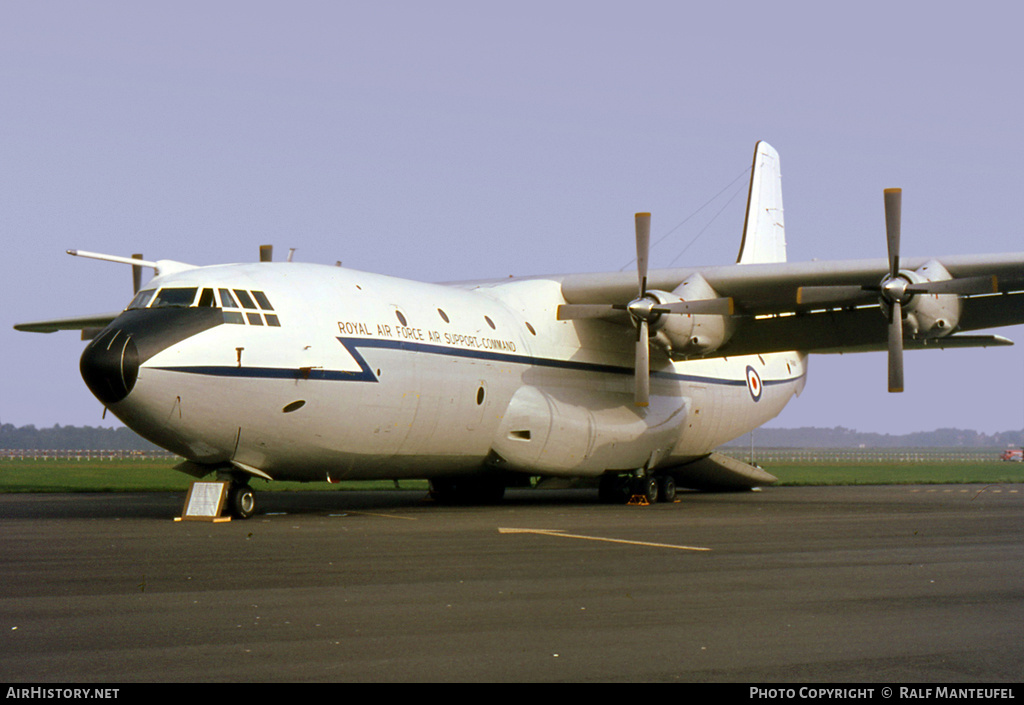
(558, 252, 1024, 357)
(13, 312, 121, 334)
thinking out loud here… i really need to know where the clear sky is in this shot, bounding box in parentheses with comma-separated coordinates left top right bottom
(2, 1, 1022, 435)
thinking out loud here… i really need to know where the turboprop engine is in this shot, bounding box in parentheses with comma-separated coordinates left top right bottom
(795, 189, 999, 392)
(556, 214, 736, 405)
(647, 274, 736, 358)
(882, 260, 962, 339)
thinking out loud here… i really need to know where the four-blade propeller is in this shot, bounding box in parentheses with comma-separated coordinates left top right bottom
(563, 191, 997, 402)
(557, 213, 732, 407)
(797, 189, 997, 392)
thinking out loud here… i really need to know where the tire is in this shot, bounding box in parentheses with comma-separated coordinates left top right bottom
(228, 484, 256, 519)
(657, 475, 677, 503)
(632, 476, 659, 504)
(429, 477, 505, 505)
(599, 474, 629, 504)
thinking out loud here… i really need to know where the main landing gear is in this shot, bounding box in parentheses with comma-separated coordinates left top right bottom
(598, 473, 677, 504)
(428, 476, 507, 505)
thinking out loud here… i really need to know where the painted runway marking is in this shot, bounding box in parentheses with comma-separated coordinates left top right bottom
(349, 511, 418, 520)
(498, 527, 711, 552)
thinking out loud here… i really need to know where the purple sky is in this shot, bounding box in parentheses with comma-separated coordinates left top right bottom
(2, 2, 1022, 434)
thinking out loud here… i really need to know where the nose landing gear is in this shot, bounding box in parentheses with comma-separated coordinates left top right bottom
(178, 477, 256, 522)
(226, 482, 256, 519)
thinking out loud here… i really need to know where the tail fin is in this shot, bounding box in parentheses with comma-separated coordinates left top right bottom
(737, 141, 787, 264)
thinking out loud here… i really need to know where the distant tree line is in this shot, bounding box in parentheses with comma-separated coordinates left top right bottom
(0, 424, 160, 450)
(1, 423, 1021, 451)
(723, 426, 1024, 449)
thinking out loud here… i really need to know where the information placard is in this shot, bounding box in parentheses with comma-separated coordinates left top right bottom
(178, 481, 230, 521)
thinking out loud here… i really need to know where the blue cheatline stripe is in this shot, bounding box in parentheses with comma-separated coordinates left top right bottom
(150, 336, 806, 389)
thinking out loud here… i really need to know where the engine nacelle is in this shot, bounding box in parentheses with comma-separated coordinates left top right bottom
(647, 274, 735, 357)
(891, 260, 961, 338)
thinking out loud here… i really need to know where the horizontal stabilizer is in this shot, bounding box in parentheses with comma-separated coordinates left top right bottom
(670, 452, 778, 491)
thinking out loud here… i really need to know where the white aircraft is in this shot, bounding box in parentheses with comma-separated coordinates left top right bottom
(15, 142, 1024, 518)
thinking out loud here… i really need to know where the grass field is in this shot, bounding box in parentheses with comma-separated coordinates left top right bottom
(754, 461, 1024, 486)
(1, 455, 1022, 493)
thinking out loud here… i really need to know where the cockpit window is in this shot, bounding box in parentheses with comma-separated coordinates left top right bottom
(127, 289, 155, 310)
(128, 284, 281, 326)
(252, 290, 274, 310)
(197, 288, 215, 307)
(233, 289, 257, 309)
(151, 288, 198, 307)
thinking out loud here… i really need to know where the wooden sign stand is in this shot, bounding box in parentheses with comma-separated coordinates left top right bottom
(174, 481, 233, 522)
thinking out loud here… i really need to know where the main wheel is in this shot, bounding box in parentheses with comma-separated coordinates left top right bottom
(598, 474, 629, 504)
(228, 483, 256, 519)
(428, 477, 505, 504)
(631, 476, 659, 504)
(657, 475, 677, 503)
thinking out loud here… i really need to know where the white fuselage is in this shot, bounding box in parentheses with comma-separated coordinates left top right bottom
(104, 262, 807, 483)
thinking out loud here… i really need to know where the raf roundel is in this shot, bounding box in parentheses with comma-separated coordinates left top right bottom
(745, 365, 763, 402)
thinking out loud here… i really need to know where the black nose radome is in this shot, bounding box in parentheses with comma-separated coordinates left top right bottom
(80, 328, 140, 405)
(79, 307, 225, 406)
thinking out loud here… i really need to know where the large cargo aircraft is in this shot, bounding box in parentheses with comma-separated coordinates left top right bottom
(16, 142, 1024, 518)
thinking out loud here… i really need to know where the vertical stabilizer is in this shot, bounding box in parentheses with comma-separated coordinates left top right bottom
(737, 141, 787, 264)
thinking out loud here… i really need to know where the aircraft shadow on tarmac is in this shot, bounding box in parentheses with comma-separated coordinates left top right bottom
(0, 486, 663, 520)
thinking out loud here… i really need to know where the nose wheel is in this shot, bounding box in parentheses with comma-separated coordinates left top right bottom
(227, 482, 256, 519)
